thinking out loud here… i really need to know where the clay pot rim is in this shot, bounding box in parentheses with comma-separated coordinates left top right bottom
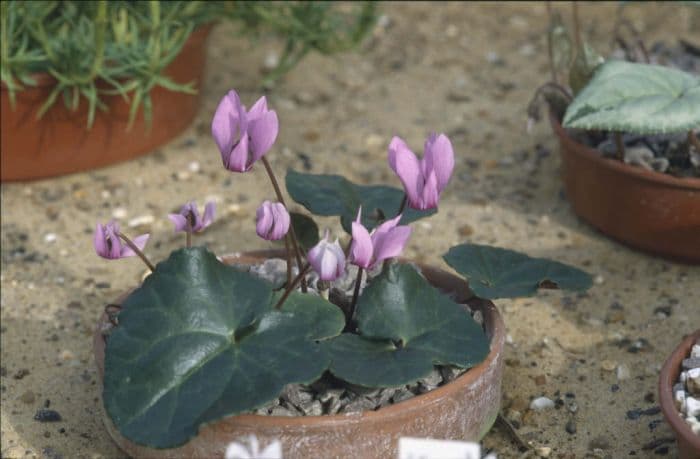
(95, 249, 506, 429)
(0, 24, 214, 91)
(658, 329, 700, 451)
(549, 115, 700, 191)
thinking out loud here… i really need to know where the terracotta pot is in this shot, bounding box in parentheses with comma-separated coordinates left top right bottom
(550, 116, 700, 263)
(1, 25, 212, 182)
(93, 250, 506, 459)
(659, 329, 700, 459)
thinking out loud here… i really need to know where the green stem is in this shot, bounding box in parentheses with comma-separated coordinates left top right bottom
(260, 156, 307, 292)
(117, 233, 155, 272)
(614, 132, 625, 161)
(688, 130, 700, 153)
(186, 231, 192, 248)
(275, 263, 311, 309)
(346, 267, 363, 329)
(284, 235, 292, 287)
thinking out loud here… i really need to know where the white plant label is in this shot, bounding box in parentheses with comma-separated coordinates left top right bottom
(397, 437, 483, 459)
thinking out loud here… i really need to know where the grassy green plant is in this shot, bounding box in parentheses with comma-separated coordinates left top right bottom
(1, 1, 376, 128)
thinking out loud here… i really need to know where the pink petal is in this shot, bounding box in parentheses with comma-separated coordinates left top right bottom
(226, 134, 250, 172)
(247, 96, 269, 120)
(211, 90, 241, 160)
(256, 201, 274, 240)
(248, 110, 279, 162)
(93, 223, 107, 258)
(350, 221, 373, 269)
(388, 136, 423, 208)
(370, 214, 401, 246)
(424, 133, 454, 192)
(269, 202, 290, 240)
(201, 202, 216, 229)
(168, 214, 189, 233)
(420, 170, 440, 210)
(372, 225, 412, 266)
(121, 234, 150, 258)
(319, 249, 339, 281)
(106, 223, 122, 259)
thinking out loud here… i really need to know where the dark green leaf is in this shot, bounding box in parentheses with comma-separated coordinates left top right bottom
(443, 243, 593, 299)
(104, 247, 343, 448)
(286, 169, 435, 233)
(325, 263, 489, 387)
(564, 60, 700, 134)
(289, 212, 320, 252)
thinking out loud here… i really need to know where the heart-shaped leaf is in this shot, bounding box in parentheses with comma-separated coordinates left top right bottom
(289, 212, 320, 252)
(104, 248, 344, 448)
(286, 169, 435, 233)
(325, 263, 489, 387)
(443, 243, 592, 299)
(564, 60, 700, 134)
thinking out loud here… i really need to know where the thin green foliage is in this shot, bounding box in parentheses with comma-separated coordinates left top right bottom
(1, 1, 376, 129)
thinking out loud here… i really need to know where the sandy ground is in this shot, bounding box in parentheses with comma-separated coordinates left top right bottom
(2, 2, 699, 458)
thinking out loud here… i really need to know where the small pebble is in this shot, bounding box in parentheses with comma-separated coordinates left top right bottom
(565, 419, 577, 434)
(601, 360, 617, 371)
(112, 207, 128, 219)
(43, 233, 57, 243)
(34, 409, 62, 422)
(616, 364, 631, 381)
(530, 396, 555, 411)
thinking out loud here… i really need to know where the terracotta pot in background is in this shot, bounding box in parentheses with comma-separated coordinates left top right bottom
(550, 116, 700, 263)
(93, 250, 506, 459)
(1, 25, 212, 182)
(659, 329, 700, 459)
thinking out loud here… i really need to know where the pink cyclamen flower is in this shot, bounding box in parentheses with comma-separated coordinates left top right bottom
(169, 201, 216, 234)
(93, 221, 149, 260)
(212, 89, 279, 172)
(350, 207, 412, 270)
(307, 230, 346, 282)
(256, 201, 290, 241)
(388, 133, 455, 210)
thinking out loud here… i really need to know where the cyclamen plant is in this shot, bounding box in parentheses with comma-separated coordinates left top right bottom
(95, 89, 593, 449)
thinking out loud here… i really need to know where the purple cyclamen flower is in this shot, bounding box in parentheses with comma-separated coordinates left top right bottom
(388, 133, 455, 210)
(256, 201, 290, 241)
(212, 89, 279, 172)
(168, 201, 216, 233)
(307, 230, 346, 282)
(93, 221, 149, 260)
(350, 207, 412, 270)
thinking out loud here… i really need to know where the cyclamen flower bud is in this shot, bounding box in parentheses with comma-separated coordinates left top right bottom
(211, 89, 279, 172)
(350, 207, 412, 270)
(388, 133, 455, 210)
(307, 230, 346, 282)
(169, 201, 216, 234)
(93, 221, 149, 260)
(255, 201, 290, 241)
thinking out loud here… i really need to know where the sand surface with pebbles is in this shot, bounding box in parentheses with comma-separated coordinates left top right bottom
(2, 3, 699, 458)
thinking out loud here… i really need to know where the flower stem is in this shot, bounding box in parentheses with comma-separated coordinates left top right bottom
(275, 263, 311, 309)
(688, 130, 700, 153)
(347, 267, 364, 328)
(117, 233, 155, 272)
(260, 156, 307, 292)
(614, 132, 625, 161)
(186, 231, 192, 249)
(284, 235, 292, 287)
(396, 194, 408, 216)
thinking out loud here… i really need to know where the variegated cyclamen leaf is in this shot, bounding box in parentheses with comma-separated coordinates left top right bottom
(564, 60, 700, 134)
